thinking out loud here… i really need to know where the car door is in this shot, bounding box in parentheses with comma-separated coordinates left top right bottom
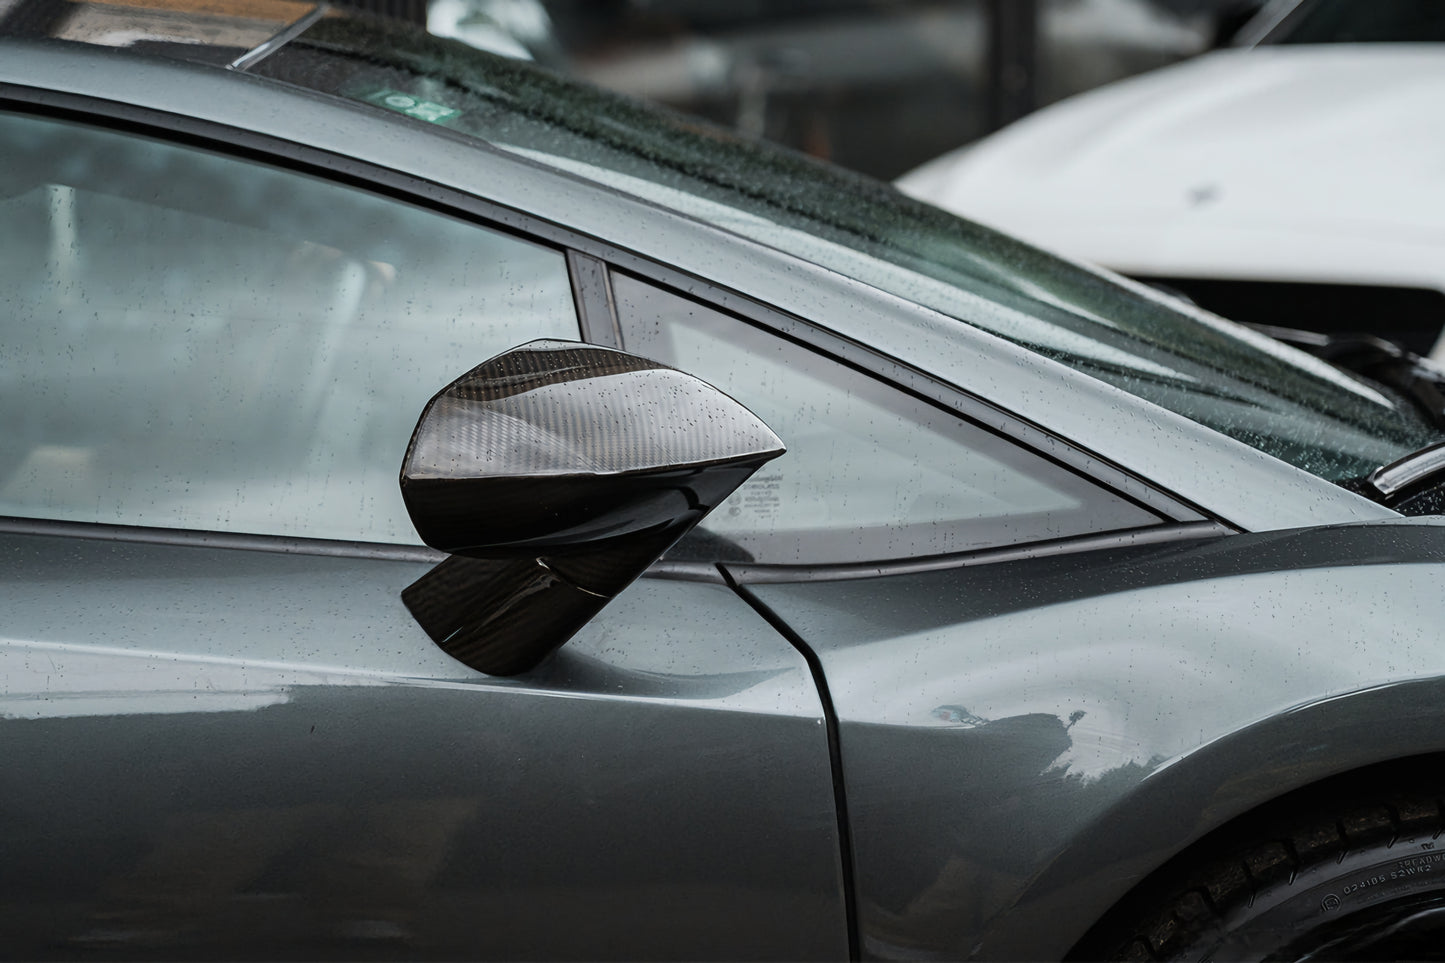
(0, 106, 846, 960)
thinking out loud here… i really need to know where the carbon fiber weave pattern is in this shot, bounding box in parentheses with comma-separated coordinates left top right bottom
(404, 340, 784, 480)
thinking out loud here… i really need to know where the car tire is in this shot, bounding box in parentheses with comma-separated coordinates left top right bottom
(1090, 790, 1445, 961)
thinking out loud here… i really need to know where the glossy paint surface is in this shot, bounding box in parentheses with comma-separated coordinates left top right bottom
(744, 517, 1445, 960)
(0, 532, 846, 959)
(5, 23, 1445, 963)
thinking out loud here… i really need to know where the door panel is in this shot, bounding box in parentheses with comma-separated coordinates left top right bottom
(0, 532, 846, 959)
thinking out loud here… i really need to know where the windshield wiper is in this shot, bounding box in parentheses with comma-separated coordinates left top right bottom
(1249, 324, 1445, 430)
(1369, 442, 1445, 500)
(1251, 324, 1445, 511)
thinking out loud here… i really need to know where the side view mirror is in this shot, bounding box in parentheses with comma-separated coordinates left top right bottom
(399, 339, 785, 675)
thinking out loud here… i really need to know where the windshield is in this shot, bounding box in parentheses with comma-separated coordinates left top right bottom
(259, 15, 1441, 485)
(1268, 0, 1445, 44)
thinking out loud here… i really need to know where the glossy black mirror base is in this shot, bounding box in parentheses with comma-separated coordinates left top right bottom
(403, 518, 704, 676)
(404, 463, 760, 560)
(403, 555, 608, 676)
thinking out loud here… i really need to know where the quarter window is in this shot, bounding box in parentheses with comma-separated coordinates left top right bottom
(0, 112, 578, 543)
(615, 275, 1162, 564)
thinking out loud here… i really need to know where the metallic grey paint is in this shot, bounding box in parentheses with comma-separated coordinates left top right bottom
(745, 517, 1445, 959)
(3, 25, 1445, 962)
(0, 532, 846, 958)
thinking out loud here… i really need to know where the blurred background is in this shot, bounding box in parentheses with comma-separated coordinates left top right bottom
(335, 0, 1445, 357)
(339, 0, 1265, 180)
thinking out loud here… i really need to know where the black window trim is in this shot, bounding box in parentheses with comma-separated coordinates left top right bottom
(0, 83, 1235, 578)
(567, 251, 622, 347)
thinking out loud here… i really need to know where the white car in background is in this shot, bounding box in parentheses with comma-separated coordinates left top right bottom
(898, 0, 1445, 361)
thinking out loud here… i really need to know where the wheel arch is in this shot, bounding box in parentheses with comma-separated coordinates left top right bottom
(972, 675, 1445, 960)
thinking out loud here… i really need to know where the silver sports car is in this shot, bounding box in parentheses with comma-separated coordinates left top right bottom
(4, 2, 1445, 960)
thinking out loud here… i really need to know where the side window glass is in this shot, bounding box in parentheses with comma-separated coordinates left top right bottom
(0, 112, 578, 543)
(614, 274, 1162, 564)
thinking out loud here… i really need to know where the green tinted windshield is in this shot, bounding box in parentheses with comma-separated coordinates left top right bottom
(261, 15, 1441, 484)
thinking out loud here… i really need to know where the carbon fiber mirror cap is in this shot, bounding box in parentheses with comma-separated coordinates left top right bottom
(399, 340, 784, 674)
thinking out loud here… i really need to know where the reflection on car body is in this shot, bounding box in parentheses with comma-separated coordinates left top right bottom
(6, 2, 1445, 960)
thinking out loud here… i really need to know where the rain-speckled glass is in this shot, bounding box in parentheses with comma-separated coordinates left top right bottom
(617, 276, 1161, 564)
(0, 111, 577, 543)
(258, 16, 1443, 485)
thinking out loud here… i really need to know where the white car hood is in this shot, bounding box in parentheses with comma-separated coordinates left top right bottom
(898, 45, 1445, 288)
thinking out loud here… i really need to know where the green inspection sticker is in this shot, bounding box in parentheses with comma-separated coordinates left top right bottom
(361, 89, 461, 125)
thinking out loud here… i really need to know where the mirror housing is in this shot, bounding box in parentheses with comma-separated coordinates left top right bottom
(400, 340, 784, 675)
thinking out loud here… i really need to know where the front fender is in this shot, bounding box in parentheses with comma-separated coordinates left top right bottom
(977, 677, 1445, 960)
(742, 519, 1445, 960)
